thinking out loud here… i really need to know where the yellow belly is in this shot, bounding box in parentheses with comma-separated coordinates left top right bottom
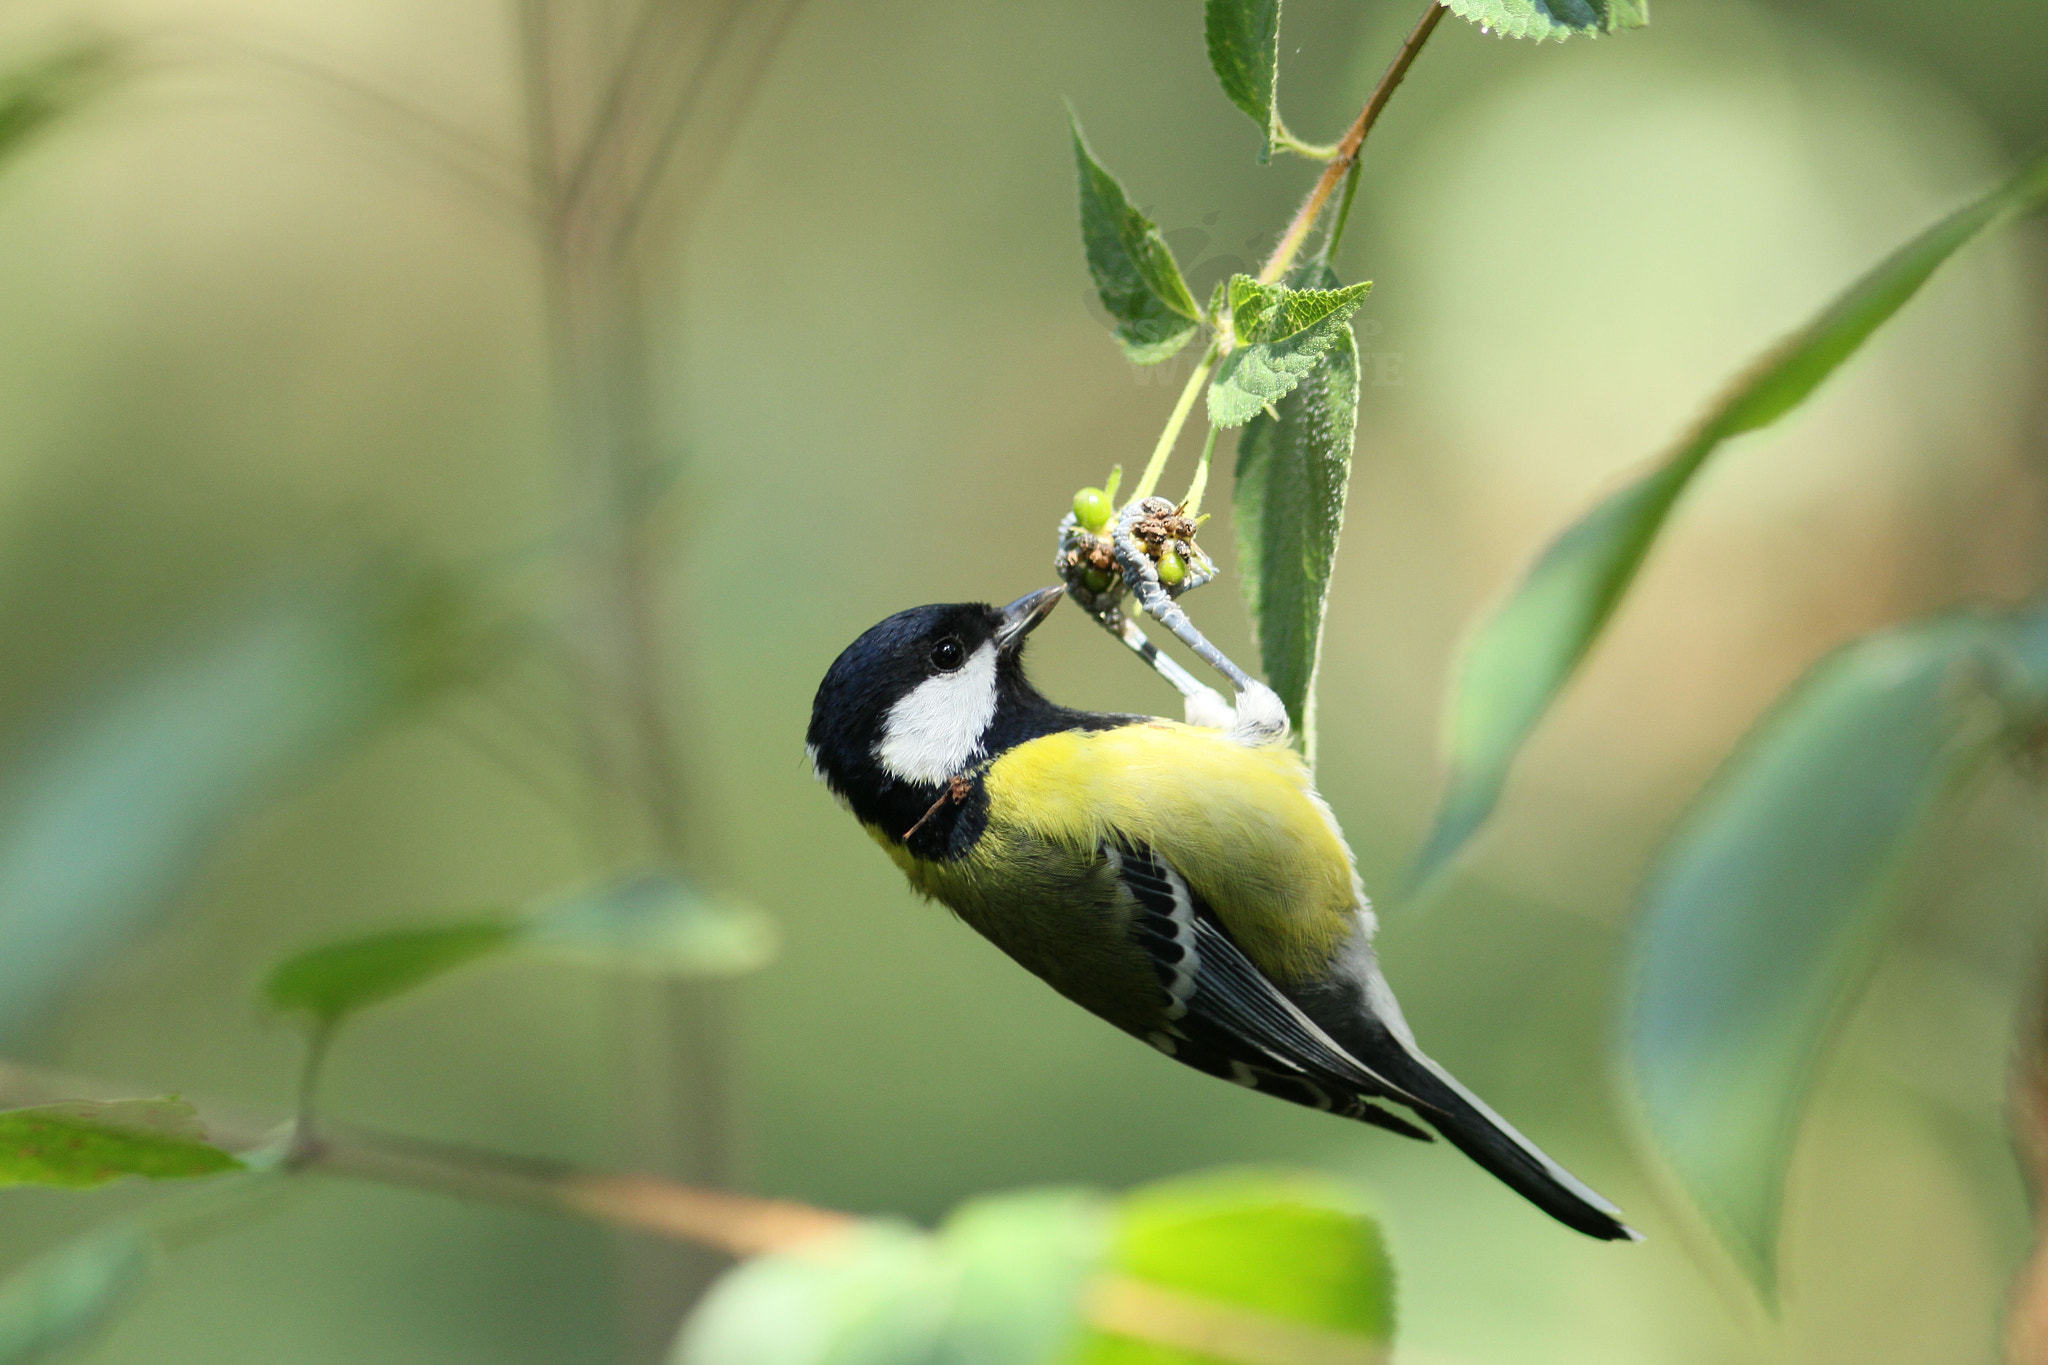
(975, 720, 1361, 984)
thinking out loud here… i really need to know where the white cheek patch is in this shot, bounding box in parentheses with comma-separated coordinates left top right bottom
(874, 643, 999, 785)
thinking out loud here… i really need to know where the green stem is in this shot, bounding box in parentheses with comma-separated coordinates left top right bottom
(1183, 424, 1220, 518)
(1317, 158, 1364, 268)
(291, 1021, 336, 1141)
(1130, 347, 1220, 505)
(1272, 129, 1339, 161)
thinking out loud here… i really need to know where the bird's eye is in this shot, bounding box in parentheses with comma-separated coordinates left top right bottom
(930, 637, 966, 672)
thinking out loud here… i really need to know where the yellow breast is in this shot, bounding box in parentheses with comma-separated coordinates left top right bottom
(981, 721, 1361, 983)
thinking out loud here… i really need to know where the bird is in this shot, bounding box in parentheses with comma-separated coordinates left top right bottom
(806, 585, 1637, 1241)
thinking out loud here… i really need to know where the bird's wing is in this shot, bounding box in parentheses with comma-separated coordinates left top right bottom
(1108, 841, 1438, 1141)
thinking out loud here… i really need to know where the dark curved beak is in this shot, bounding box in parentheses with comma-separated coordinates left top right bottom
(994, 586, 1063, 655)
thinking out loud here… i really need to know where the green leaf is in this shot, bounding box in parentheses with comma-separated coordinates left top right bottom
(263, 872, 777, 1028)
(526, 871, 779, 977)
(1441, 0, 1648, 42)
(0, 1100, 242, 1189)
(0, 1225, 154, 1365)
(0, 564, 491, 1044)
(1072, 115, 1203, 365)
(1413, 149, 2048, 890)
(263, 919, 519, 1026)
(1235, 301, 1359, 763)
(1209, 280, 1368, 427)
(0, 39, 120, 171)
(673, 1191, 1108, 1365)
(1628, 604, 2048, 1294)
(673, 1171, 1394, 1365)
(1204, 0, 1282, 160)
(1075, 1168, 1394, 1364)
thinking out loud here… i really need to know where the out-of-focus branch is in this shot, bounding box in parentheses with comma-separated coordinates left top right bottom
(302, 1128, 853, 1257)
(2012, 1005, 2048, 1364)
(0, 1058, 852, 1259)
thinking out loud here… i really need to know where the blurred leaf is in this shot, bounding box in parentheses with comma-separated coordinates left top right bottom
(1076, 1169, 1394, 1364)
(1414, 149, 2048, 890)
(0, 38, 120, 172)
(1204, 0, 1281, 160)
(264, 870, 777, 1027)
(527, 871, 779, 977)
(676, 1173, 1393, 1365)
(1072, 115, 1203, 365)
(1626, 605, 2048, 1293)
(674, 1190, 1108, 1365)
(263, 920, 519, 1027)
(0, 565, 491, 1044)
(0, 1100, 242, 1189)
(1209, 281, 1368, 428)
(0, 1224, 154, 1365)
(1234, 270, 1360, 762)
(1441, 0, 1647, 42)
(674, 1223, 943, 1365)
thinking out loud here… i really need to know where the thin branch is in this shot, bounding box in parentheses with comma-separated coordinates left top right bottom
(157, 28, 532, 217)
(2009, 954, 2048, 1365)
(606, 0, 805, 256)
(300, 1126, 852, 1257)
(516, 0, 566, 225)
(1257, 1, 1445, 285)
(1316, 159, 1365, 268)
(1129, 346, 1220, 505)
(557, 0, 679, 210)
(429, 708, 588, 825)
(0, 1058, 852, 1259)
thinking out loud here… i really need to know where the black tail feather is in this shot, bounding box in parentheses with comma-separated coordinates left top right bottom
(1360, 1033, 1638, 1242)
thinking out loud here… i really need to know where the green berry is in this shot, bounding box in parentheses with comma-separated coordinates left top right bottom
(1082, 567, 1113, 593)
(1157, 551, 1186, 586)
(1073, 486, 1111, 531)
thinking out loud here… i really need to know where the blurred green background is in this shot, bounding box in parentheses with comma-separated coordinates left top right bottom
(0, 0, 2043, 1361)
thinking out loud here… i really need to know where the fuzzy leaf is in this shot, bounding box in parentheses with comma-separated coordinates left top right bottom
(1442, 0, 1648, 42)
(1414, 149, 2048, 889)
(0, 1100, 242, 1189)
(1204, 0, 1282, 159)
(263, 920, 519, 1026)
(1072, 116, 1202, 365)
(1235, 285, 1359, 764)
(1209, 280, 1368, 427)
(0, 1225, 154, 1365)
(1627, 605, 2048, 1293)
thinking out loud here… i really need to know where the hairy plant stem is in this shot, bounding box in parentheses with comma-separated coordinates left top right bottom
(1129, 4, 1441, 510)
(1318, 159, 1365, 268)
(1130, 346, 1220, 504)
(1258, 1, 1445, 285)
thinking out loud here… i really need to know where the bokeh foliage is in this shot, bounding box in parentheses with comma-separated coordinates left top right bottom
(0, 0, 2040, 1363)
